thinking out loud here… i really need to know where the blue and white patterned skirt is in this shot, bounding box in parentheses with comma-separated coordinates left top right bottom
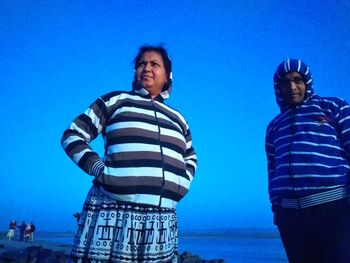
(70, 185, 178, 263)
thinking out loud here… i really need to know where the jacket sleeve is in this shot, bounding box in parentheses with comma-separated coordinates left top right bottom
(184, 127, 197, 183)
(61, 97, 107, 176)
(265, 125, 280, 213)
(336, 98, 350, 163)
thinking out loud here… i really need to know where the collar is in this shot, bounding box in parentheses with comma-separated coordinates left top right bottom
(134, 88, 169, 102)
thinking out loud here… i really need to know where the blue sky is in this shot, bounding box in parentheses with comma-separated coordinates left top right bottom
(1, 0, 350, 232)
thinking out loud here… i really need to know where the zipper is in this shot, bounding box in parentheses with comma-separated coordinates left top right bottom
(288, 107, 302, 209)
(151, 100, 166, 207)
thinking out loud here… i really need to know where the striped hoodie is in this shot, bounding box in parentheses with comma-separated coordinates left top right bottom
(61, 88, 197, 208)
(265, 59, 350, 212)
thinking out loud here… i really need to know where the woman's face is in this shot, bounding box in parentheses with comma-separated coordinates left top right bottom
(135, 51, 167, 98)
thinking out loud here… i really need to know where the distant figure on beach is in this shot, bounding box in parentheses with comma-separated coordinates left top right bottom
(24, 224, 31, 242)
(61, 45, 197, 262)
(17, 221, 26, 241)
(6, 220, 16, 240)
(30, 222, 35, 242)
(265, 58, 350, 262)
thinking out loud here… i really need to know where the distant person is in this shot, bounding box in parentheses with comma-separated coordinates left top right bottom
(6, 220, 16, 240)
(265, 58, 350, 263)
(24, 224, 31, 242)
(18, 221, 26, 241)
(30, 222, 35, 242)
(61, 45, 197, 262)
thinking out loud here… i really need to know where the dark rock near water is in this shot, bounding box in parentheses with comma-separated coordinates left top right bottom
(179, 251, 225, 263)
(0, 245, 68, 263)
(0, 243, 225, 263)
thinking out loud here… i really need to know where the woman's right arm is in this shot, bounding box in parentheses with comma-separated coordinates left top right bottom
(61, 97, 107, 177)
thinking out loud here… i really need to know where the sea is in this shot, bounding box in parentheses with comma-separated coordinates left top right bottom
(36, 228, 288, 263)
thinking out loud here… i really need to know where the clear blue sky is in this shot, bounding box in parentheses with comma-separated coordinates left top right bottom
(1, 0, 350, 232)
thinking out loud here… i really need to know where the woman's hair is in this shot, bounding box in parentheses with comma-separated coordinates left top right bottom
(132, 45, 172, 91)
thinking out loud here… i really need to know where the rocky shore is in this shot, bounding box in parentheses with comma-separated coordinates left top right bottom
(0, 237, 225, 263)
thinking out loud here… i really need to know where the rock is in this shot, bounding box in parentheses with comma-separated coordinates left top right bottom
(54, 251, 69, 263)
(0, 242, 223, 263)
(179, 251, 202, 263)
(0, 249, 28, 262)
(178, 251, 225, 263)
(0, 245, 69, 263)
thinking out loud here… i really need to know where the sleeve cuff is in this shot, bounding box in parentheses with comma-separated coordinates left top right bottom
(89, 160, 105, 177)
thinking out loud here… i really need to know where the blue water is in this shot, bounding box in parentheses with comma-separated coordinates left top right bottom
(36, 229, 288, 263)
(179, 234, 287, 263)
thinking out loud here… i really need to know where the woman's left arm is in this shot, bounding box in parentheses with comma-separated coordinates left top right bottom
(183, 128, 197, 183)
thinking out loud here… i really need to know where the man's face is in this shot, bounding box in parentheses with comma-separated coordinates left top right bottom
(278, 72, 306, 106)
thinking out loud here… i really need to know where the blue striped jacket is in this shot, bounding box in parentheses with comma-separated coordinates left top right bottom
(61, 89, 197, 208)
(266, 91, 350, 211)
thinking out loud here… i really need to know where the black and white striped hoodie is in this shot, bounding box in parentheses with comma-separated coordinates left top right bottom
(61, 88, 197, 208)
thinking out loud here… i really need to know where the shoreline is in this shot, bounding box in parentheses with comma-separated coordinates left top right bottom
(0, 228, 282, 262)
(0, 236, 224, 263)
(0, 237, 71, 254)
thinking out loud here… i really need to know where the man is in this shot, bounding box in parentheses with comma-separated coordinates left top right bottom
(18, 221, 26, 241)
(30, 222, 35, 242)
(265, 59, 350, 263)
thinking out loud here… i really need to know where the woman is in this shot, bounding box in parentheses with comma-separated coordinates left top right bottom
(61, 45, 197, 263)
(7, 220, 16, 240)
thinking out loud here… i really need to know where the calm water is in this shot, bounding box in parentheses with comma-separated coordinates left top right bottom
(36, 229, 288, 263)
(179, 234, 288, 263)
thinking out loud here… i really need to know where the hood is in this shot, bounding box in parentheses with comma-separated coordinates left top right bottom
(273, 58, 315, 112)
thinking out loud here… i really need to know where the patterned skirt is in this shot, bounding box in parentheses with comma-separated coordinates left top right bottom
(70, 185, 178, 263)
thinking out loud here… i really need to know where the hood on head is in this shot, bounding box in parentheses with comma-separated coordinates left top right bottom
(273, 58, 314, 111)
